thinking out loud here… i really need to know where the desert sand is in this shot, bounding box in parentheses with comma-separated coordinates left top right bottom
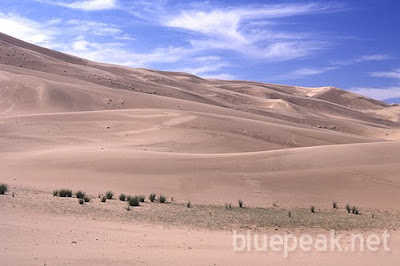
(1, 32, 400, 265)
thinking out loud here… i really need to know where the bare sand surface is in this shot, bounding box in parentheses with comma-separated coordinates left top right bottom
(1, 32, 400, 264)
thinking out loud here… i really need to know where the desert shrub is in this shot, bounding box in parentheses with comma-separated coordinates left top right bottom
(53, 190, 58, 197)
(119, 193, 126, 201)
(332, 201, 338, 209)
(352, 206, 359, 215)
(138, 195, 145, 202)
(346, 204, 351, 213)
(76, 191, 86, 199)
(288, 211, 292, 218)
(0, 184, 8, 195)
(128, 195, 140, 206)
(149, 193, 156, 202)
(78, 198, 84, 205)
(273, 202, 277, 207)
(105, 190, 114, 199)
(58, 189, 73, 197)
(238, 199, 243, 208)
(187, 201, 192, 208)
(171, 197, 174, 202)
(84, 196, 91, 202)
(225, 203, 232, 210)
(126, 195, 132, 201)
(159, 195, 167, 203)
(310, 205, 315, 213)
(101, 195, 107, 203)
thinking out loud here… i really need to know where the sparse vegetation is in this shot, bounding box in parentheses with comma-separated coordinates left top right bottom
(0, 184, 8, 195)
(288, 211, 292, 218)
(128, 195, 140, 207)
(78, 198, 84, 205)
(187, 201, 192, 208)
(53, 190, 58, 197)
(119, 193, 126, 201)
(76, 191, 86, 199)
(58, 189, 73, 197)
(310, 205, 315, 213)
(225, 203, 232, 210)
(105, 190, 114, 199)
(346, 204, 351, 213)
(159, 195, 167, 203)
(84, 196, 91, 202)
(332, 201, 338, 209)
(238, 199, 243, 208)
(101, 195, 107, 203)
(273, 202, 277, 207)
(149, 193, 156, 202)
(352, 206, 359, 215)
(138, 195, 145, 202)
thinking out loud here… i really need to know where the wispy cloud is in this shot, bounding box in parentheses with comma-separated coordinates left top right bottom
(273, 66, 338, 80)
(51, 0, 118, 11)
(369, 68, 400, 79)
(350, 87, 400, 101)
(331, 54, 391, 66)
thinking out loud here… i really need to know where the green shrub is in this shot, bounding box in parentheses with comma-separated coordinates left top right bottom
(119, 193, 126, 201)
(159, 195, 167, 203)
(76, 191, 86, 199)
(332, 201, 338, 209)
(58, 189, 73, 197)
(128, 195, 140, 206)
(84, 196, 91, 202)
(78, 198, 84, 205)
(149, 193, 156, 202)
(101, 195, 107, 203)
(310, 205, 315, 213)
(238, 199, 243, 208)
(138, 195, 145, 202)
(105, 190, 114, 199)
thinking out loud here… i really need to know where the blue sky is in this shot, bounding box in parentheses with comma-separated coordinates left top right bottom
(0, 0, 399, 102)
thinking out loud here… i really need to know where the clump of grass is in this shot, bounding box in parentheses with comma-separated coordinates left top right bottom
(105, 190, 114, 199)
(159, 195, 167, 203)
(238, 199, 243, 208)
(225, 203, 232, 210)
(119, 193, 126, 201)
(352, 206, 359, 215)
(149, 193, 156, 202)
(0, 184, 8, 195)
(76, 191, 86, 199)
(53, 190, 58, 197)
(171, 197, 174, 202)
(128, 195, 140, 207)
(78, 198, 84, 205)
(138, 195, 145, 203)
(187, 201, 192, 208)
(288, 210, 292, 218)
(84, 196, 91, 202)
(346, 204, 351, 213)
(332, 201, 338, 209)
(101, 195, 107, 203)
(126, 195, 132, 201)
(273, 202, 277, 207)
(58, 189, 73, 197)
(310, 205, 315, 213)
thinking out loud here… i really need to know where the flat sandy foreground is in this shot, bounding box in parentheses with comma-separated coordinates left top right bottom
(1, 186, 400, 266)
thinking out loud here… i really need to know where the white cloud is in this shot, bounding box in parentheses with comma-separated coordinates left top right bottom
(369, 69, 400, 79)
(350, 87, 400, 101)
(162, 3, 340, 60)
(0, 12, 56, 45)
(54, 0, 118, 11)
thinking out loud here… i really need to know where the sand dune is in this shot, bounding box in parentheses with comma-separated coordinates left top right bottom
(1, 32, 400, 265)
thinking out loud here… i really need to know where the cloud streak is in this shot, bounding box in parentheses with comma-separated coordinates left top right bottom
(52, 0, 118, 11)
